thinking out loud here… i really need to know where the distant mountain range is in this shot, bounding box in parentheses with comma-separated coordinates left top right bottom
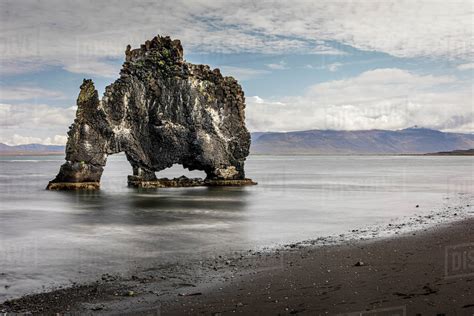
(250, 128, 474, 154)
(1, 128, 473, 156)
(0, 143, 65, 155)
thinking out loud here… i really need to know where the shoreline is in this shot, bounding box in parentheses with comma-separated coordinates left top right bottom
(1, 201, 473, 314)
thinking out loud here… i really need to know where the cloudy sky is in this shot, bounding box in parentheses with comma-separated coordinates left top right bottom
(0, 0, 472, 145)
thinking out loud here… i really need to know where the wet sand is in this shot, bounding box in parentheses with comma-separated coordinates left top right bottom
(1, 213, 473, 315)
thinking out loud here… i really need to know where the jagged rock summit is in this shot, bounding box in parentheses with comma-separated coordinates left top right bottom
(47, 35, 255, 190)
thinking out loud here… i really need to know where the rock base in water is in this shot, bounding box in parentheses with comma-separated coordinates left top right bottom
(46, 182, 100, 190)
(127, 176, 257, 189)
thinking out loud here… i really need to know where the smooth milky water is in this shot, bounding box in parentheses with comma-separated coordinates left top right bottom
(0, 154, 473, 300)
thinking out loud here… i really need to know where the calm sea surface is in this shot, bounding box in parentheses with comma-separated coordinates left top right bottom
(0, 155, 473, 300)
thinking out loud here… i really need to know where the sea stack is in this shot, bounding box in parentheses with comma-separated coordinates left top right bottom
(47, 35, 255, 190)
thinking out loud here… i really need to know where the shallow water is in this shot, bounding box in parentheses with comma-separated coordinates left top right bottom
(0, 154, 472, 300)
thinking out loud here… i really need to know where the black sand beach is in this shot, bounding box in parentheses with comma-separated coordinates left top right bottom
(163, 217, 474, 315)
(1, 206, 473, 315)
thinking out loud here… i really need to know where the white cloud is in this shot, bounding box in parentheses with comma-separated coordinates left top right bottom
(0, 0, 471, 78)
(0, 103, 75, 127)
(63, 59, 119, 78)
(0, 103, 75, 145)
(0, 60, 49, 76)
(44, 135, 68, 145)
(219, 66, 269, 81)
(266, 61, 287, 70)
(0, 86, 66, 101)
(248, 96, 284, 106)
(307, 68, 456, 104)
(7, 134, 43, 145)
(309, 44, 348, 56)
(457, 63, 474, 71)
(304, 62, 344, 72)
(2, 134, 67, 146)
(246, 68, 473, 133)
(327, 62, 342, 72)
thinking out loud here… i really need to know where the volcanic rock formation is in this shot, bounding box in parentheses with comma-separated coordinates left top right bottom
(47, 35, 254, 190)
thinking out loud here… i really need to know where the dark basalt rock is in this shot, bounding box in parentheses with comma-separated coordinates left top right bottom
(47, 35, 253, 190)
(127, 176, 257, 189)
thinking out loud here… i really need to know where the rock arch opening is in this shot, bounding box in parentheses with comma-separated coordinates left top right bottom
(154, 164, 206, 179)
(99, 153, 131, 189)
